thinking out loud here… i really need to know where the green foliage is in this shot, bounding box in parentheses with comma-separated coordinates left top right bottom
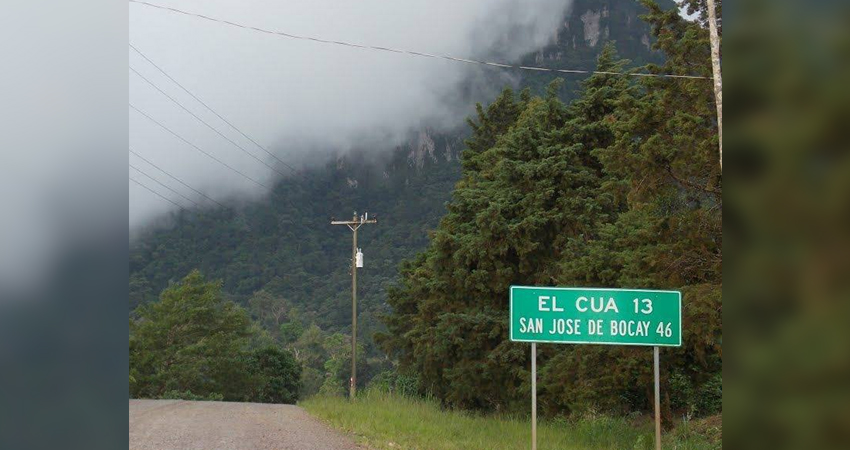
(553, 0, 722, 417)
(279, 320, 304, 345)
(670, 370, 724, 419)
(129, 134, 464, 391)
(129, 270, 302, 403)
(248, 346, 302, 404)
(129, 137, 463, 332)
(248, 290, 289, 334)
(319, 333, 366, 396)
(319, 333, 352, 396)
(130, 270, 258, 401)
(695, 373, 722, 417)
(379, 47, 638, 412)
(286, 322, 382, 398)
(380, 2, 721, 419)
(300, 367, 325, 399)
(367, 370, 420, 397)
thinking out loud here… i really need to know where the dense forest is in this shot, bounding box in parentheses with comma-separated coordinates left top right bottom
(380, 1, 721, 419)
(130, 136, 464, 396)
(129, 0, 720, 417)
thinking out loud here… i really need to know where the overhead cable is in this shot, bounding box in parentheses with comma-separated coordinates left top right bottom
(130, 176, 183, 208)
(130, 65, 288, 178)
(129, 147, 226, 208)
(130, 162, 199, 207)
(129, 0, 711, 80)
(129, 103, 270, 189)
(129, 43, 307, 180)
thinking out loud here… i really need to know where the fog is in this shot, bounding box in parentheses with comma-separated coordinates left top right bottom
(129, 0, 572, 228)
(0, 0, 573, 294)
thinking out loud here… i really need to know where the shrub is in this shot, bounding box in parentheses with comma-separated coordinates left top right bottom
(248, 346, 302, 404)
(695, 373, 722, 416)
(668, 370, 722, 417)
(368, 370, 420, 397)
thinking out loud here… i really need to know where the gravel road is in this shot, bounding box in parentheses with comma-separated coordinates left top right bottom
(129, 399, 360, 450)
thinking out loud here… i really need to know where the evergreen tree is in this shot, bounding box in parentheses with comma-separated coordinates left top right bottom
(549, 2, 721, 419)
(380, 3, 721, 417)
(379, 46, 634, 411)
(130, 270, 258, 400)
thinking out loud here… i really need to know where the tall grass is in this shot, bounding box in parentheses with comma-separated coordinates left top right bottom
(302, 390, 719, 450)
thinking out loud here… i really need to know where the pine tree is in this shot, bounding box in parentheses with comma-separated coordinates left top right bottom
(547, 1, 721, 418)
(380, 4, 722, 416)
(379, 46, 637, 411)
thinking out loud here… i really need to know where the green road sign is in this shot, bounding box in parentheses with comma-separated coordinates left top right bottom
(510, 286, 681, 347)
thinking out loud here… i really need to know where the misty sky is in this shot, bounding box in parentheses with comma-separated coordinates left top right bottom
(0, 0, 700, 295)
(129, 0, 572, 229)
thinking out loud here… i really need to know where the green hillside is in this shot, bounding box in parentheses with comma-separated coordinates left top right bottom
(130, 133, 463, 355)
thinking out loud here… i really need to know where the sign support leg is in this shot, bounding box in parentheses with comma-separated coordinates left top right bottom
(654, 346, 661, 450)
(531, 342, 537, 450)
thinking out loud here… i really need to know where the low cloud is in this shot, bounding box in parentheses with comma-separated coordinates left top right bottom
(129, 0, 571, 227)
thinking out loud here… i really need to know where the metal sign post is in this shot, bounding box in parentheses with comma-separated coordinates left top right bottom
(509, 286, 681, 450)
(531, 342, 537, 450)
(654, 346, 661, 450)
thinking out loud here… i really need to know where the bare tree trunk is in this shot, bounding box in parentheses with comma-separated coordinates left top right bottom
(706, 0, 723, 169)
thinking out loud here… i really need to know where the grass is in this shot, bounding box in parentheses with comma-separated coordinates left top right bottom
(301, 390, 720, 450)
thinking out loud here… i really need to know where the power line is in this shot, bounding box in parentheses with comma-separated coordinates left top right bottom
(129, 43, 306, 180)
(130, 65, 290, 179)
(129, 102, 270, 189)
(130, 162, 199, 207)
(130, 176, 183, 208)
(129, 0, 711, 81)
(129, 147, 226, 208)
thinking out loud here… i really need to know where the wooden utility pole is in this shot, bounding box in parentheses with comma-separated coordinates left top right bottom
(706, 0, 722, 170)
(331, 211, 377, 400)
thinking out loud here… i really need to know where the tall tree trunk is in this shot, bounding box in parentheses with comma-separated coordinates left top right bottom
(706, 0, 723, 169)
